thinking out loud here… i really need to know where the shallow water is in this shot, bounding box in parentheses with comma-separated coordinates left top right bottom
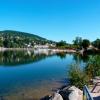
(0, 50, 86, 100)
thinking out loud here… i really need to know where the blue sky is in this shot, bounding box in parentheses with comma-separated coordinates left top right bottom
(0, 0, 100, 43)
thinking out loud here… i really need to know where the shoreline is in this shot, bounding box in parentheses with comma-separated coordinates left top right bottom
(0, 47, 77, 53)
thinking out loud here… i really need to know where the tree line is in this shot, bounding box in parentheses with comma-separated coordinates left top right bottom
(0, 30, 99, 49)
(56, 37, 100, 50)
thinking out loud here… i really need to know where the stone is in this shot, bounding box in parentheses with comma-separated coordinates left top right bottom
(68, 86, 83, 100)
(59, 90, 70, 100)
(68, 90, 79, 100)
(41, 86, 83, 100)
(40, 95, 51, 100)
(51, 93, 63, 100)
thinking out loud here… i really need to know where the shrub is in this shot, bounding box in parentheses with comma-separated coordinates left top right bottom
(68, 63, 89, 89)
(85, 55, 100, 78)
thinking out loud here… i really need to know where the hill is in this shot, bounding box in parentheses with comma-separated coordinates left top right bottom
(0, 30, 54, 48)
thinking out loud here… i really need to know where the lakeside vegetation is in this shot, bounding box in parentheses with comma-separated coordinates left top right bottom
(56, 37, 100, 50)
(68, 63, 89, 89)
(68, 54, 100, 89)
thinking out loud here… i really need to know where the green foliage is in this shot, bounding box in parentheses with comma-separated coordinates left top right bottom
(85, 55, 100, 78)
(68, 63, 89, 89)
(82, 39, 90, 49)
(73, 37, 83, 49)
(0, 30, 54, 48)
(68, 55, 100, 89)
(92, 39, 100, 49)
(56, 40, 67, 47)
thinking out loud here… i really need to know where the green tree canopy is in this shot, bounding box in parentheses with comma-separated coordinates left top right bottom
(82, 39, 90, 49)
(56, 40, 67, 47)
(73, 37, 83, 49)
(92, 39, 100, 49)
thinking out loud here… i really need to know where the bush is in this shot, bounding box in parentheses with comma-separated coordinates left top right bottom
(85, 55, 100, 79)
(68, 55, 100, 89)
(68, 63, 89, 89)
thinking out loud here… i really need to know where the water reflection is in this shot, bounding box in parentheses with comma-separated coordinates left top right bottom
(0, 49, 92, 66)
(56, 52, 66, 59)
(0, 49, 56, 66)
(73, 53, 90, 63)
(0, 49, 74, 66)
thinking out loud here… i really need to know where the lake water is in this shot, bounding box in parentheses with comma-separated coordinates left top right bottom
(0, 49, 87, 100)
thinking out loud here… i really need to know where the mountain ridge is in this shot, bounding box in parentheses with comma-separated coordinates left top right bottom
(0, 30, 47, 40)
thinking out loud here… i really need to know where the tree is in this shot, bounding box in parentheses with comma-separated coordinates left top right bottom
(82, 39, 90, 50)
(0, 38, 3, 47)
(3, 38, 9, 48)
(92, 39, 100, 49)
(73, 37, 82, 49)
(56, 40, 67, 47)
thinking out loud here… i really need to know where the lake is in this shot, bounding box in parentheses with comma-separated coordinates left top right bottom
(0, 49, 87, 100)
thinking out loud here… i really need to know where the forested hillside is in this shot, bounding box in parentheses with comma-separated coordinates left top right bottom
(0, 30, 54, 48)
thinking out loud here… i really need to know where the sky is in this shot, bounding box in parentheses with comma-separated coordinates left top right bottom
(0, 0, 100, 43)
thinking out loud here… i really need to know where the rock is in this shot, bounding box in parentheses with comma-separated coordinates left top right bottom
(94, 76, 100, 80)
(68, 86, 83, 100)
(59, 90, 70, 100)
(68, 86, 82, 95)
(62, 86, 71, 91)
(51, 93, 63, 100)
(40, 95, 51, 100)
(68, 90, 79, 100)
(41, 86, 82, 100)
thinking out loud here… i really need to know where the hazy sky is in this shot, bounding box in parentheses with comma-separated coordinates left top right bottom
(0, 0, 100, 43)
